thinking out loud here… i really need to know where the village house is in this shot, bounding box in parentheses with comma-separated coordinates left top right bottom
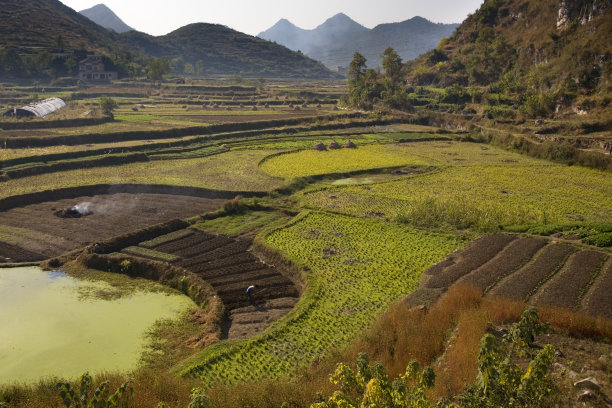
(78, 55, 117, 81)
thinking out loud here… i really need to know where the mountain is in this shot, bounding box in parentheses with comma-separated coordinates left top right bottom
(0, 0, 338, 78)
(259, 19, 309, 53)
(0, 0, 118, 54)
(409, 0, 612, 95)
(79, 3, 133, 33)
(121, 23, 337, 77)
(259, 14, 458, 70)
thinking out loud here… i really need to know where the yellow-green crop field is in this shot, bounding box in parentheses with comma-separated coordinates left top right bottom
(0, 137, 202, 161)
(297, 142, 612, 230)
(180, 211, 465, 384)
(259, 144, 433, 178)
(0, 149, 283, 199)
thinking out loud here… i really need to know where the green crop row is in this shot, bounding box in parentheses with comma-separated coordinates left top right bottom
(121, 246, 180, 262)
(178, 211, 465, 384)
(139, 229, 196, 248)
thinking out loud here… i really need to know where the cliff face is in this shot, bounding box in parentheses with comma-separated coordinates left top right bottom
(557, 0, 611, 29)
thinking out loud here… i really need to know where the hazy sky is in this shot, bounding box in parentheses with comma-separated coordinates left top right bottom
(59, 0, 484, 36)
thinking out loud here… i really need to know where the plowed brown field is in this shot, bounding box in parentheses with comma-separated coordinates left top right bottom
(149, 230, 300, 339)
(532, 250, 607, 310)
(423, 233, 611, 319)
(488, 243, 577, 301)
(583, 259, 612, 319)
(0, 189, 226, 261)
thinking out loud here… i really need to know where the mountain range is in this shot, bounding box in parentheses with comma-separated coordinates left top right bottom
(0, 0, 337, 78)
(79, 3, 134, 33)
(258, 13, 458, 70)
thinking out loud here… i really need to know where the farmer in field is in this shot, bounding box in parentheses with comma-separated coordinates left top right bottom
(246, 285, 256, 302)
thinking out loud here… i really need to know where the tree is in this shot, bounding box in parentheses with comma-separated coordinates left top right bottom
(195, 60, 204, 76)
(311, 308, 556, 408)
(99, 96, 118, 118)
(347, 52, 379, 109)
(170, 57, 185, 74)
(56, 34, 65, 52)
(184, 63, 195, 75)
(147, 58, 170, 81)
(0, 48, 25, 77)
(348, 52, 367, 80)
(381, 47, 403, 82)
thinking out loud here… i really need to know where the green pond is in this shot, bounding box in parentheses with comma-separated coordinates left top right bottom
(0, 266, 196, 385)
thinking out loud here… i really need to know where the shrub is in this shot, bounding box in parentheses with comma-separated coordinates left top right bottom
(99, 96, 118, 118)
(221, 195, 246, 215)
(56, 373, 133, 408)
(582, 232, 612, 247)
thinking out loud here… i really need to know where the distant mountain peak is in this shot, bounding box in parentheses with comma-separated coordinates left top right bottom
(317, 12, 367, 31)
(259, 14, 458, 72)
(79, 3, 133, 33)
(328, 12, 351, 21)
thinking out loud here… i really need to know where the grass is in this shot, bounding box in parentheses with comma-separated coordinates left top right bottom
(0, 149, 284, 199)
(121, 246, 180, 263)
(65, 261, 182, 300)
(140, 229, 196, 249)
(0, 225, 58, 248)
(178, 211, 466, 385)
(300, 141, 612, 231)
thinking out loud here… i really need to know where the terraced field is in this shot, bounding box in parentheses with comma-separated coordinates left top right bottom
(0, 189, 227, 261)
(299, 141, 612, 230)
(0, 149, 284, 200)
(259, 144, 433, 178)
(178, 212, 465, 385)
(124, 230, 300, 340)
(423, 233, 612, 319)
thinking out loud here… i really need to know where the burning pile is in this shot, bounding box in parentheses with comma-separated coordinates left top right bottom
(54, 202, 93, 218)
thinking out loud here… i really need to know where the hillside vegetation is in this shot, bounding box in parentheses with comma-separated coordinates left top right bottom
(0, 0, 337, 79)
(404, 0, 611, 116)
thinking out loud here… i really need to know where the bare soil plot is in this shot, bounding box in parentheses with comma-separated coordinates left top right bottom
(530, 250, 608, 310)
(421, 232, 612, 319)
(151, 231, 299, 339)
(228, 297, 298, 339)
(458, 237, 548, 291)
(424, 233, 517, 289)
(0, 189, 226, 260)
(487, 243, 577, 301)
(0, 241, 45, 263)
(583, 258, 612, 319)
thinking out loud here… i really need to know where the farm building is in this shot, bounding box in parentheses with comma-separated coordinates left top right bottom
(78, 55, 117, 81)
(2, 97, 66, 118)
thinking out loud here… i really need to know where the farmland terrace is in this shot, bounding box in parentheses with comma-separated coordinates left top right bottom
(421, 233, 612, 319)
(0, 185, 237, 261)
(121, 229, 301, 339)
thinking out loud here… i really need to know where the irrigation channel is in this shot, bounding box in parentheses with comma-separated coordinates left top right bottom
(0, 266, 195, 384)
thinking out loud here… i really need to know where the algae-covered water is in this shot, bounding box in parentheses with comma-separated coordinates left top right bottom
(0, 266, 195, 384)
